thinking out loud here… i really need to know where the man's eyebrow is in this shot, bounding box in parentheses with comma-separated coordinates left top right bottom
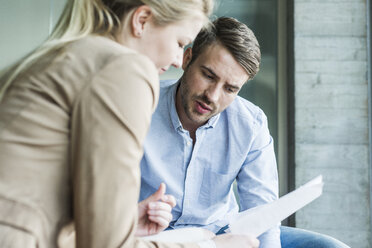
(201, 65, 241, 90)
(201, 65, 218, 79)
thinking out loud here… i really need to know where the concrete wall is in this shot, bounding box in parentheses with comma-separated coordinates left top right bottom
(294, 0, 370, 247)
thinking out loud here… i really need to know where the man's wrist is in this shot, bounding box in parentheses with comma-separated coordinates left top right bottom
(197, 239, 216, 248)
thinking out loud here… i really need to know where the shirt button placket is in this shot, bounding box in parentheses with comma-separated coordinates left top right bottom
(180, 134, 194, 223)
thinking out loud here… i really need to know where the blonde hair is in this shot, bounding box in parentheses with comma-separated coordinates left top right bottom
(0, 0, 214, 101)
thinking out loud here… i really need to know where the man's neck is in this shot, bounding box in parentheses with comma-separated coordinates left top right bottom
(175, 85, 200, 143)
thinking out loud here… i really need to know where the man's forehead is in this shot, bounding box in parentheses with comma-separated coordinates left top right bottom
(196, 45, 249, 86)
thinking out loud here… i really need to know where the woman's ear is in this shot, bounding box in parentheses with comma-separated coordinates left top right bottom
(182, 47, 193, 70)
(131, 5, 152, 38)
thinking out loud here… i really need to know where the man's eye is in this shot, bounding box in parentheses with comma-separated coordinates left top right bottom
(226, 87, 237, 93)
(202, 71, 213, 80)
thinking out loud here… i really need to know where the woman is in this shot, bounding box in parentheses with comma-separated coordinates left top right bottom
(0, 0, 259, 248)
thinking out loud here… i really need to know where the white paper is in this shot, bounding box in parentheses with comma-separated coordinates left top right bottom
(140, 227, 213, 243)
(141, 175, 324, 243)
(228, 175, 324, 237)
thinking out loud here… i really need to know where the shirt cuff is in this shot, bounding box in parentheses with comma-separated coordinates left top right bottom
(197, 239, 216, 248)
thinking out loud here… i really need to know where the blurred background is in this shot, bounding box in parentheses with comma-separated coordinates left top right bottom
(0, 0, 370, 247)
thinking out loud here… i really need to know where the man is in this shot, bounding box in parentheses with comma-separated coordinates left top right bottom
(140, 16, 279, 247)
(140, 17, 350, 248)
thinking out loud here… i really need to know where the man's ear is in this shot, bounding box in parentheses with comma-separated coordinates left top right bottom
(131, 5, 152, 37)
(182, 47, 193, 70)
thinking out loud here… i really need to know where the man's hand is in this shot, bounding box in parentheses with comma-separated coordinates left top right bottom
(213, 233, 260, 248)
(136, 183, 176, 237)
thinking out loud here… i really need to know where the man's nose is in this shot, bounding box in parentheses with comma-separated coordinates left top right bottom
(205, 85, 221, 103)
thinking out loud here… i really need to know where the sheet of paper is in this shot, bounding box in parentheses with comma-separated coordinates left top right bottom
(140, 227, 212, 243)
(141, 175, 324, 243)
(228, 175, 324, 237)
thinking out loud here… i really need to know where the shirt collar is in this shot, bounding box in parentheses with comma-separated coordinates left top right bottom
(168, 82, 183, 131)
(167, 81, 220, 131)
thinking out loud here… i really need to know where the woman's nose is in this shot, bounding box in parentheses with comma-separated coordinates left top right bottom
(172, 49, 183, 68)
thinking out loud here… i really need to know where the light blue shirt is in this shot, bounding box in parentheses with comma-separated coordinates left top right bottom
(140, 81, 280, 247)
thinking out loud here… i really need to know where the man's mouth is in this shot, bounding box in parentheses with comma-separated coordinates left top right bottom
(195, 101, 212, 114)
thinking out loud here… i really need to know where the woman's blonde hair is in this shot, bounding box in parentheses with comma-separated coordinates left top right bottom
(0, 0, 214, 101)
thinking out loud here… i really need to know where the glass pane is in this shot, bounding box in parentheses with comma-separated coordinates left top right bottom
(50, 0, 68, 30)
(0, 0, 50, 69)
(0, 0, 67, 70)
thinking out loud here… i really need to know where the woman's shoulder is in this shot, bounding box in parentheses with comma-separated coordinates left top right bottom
(67, 35, 158, 81)
(71, 35, 134, 57)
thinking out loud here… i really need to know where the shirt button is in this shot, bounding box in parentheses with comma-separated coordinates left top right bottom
(187, 141, 192, 146)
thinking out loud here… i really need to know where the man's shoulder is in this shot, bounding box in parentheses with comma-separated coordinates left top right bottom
(225, 96, 267, 127)
(160, 79, 178, 88)
(158, 80, 177, 96)
(150, 80, 177, 118)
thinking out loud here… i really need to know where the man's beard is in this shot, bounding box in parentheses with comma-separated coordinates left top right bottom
(179, 81, 216, 125)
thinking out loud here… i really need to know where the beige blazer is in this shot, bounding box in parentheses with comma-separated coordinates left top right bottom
(0, 35, 198, 248)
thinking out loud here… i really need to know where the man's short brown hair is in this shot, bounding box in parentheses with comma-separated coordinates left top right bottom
(189, 17, 261, 80)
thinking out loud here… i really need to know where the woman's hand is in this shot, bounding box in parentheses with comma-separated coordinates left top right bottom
(136, 183, 176, 237)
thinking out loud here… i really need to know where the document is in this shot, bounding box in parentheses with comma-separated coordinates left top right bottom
(141, 227, 214, 243)
(228, 175, 323, 236)
(141, 175, 324, 243)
